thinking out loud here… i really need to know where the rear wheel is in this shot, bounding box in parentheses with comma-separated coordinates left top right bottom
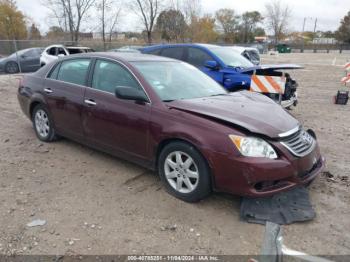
(32, 104, 57, 142)
(158, 142, 211, 202)
(5, 61, 19, 74)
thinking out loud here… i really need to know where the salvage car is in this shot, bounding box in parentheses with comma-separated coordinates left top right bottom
(141, 44, 301, 108)
(17, 53, 325, 202)
(228, 46, 261, 65)
(40, 44, 94, 66)
(0, 48, 43, 74)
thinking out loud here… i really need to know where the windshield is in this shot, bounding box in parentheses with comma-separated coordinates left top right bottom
(209, 47, 253, 68)
(132, 61, 227, 101)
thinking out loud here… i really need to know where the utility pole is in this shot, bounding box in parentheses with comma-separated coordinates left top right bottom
(313, 18, 318, 34)
(301, 17, 313, 53)
(301, 17, 307, 53)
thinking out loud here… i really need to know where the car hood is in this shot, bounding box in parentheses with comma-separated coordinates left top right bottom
(238, 64, 303, 73)
(167, 91, 299, 138)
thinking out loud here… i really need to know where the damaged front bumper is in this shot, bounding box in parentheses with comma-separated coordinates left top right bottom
(211, 141, 325, 197)
(281, 92, 298, 108)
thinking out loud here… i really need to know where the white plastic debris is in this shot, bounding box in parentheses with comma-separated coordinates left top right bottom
(26, 219, 46, 227)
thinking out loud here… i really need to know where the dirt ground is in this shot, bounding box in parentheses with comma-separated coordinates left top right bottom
(0, 53, 349, 257)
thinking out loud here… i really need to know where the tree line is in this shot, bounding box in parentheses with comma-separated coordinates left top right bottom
(1, 0, 350, 46)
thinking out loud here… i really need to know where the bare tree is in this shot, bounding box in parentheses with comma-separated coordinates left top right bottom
(45, 0, 96, 42)
(180, 0, 201, 42)
(96, 0, 122, 50)
(129, 0, 163, 44)
(265, 0, 291, 44)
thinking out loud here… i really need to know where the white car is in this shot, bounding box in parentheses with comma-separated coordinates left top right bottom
(40, 45, 94, 66)
(227, 46, 261, 65)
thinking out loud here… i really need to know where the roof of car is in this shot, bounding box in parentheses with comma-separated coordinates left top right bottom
(142, 43, 220, 51)
(72, 52, 178, 63)
(45, 44, 91, 49)
(66, 46, 91, 49)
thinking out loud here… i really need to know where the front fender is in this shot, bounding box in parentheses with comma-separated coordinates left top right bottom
(223, 73, 251, 91)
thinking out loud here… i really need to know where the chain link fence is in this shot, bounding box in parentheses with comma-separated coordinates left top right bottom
(0, 39, 349, 74)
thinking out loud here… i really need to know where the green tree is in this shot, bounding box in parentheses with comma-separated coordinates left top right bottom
(192, 14, 218, 43)
(215, 8, 239, 43)
(0, 0, 27, 39)
(240, 11, 264, 43)
(156, 9, 186, 42)
(29, 23, 41, 39)
(335, 11, 350, 43)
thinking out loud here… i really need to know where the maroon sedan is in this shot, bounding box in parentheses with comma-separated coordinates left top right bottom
(17, 52, 325, 202)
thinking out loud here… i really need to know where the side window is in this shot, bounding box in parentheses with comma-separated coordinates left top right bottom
(92, 59, 141, 94)
(160, 47, 184, 60)
(24, 49, 37, 57)
(57, 47, 66, 56)
(187, 47, 213, 67)
(48, 63, 60, 79)
(57, 59, 90, 86)
(47, 47, 57, 56)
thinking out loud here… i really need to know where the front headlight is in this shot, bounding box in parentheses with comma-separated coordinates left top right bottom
(229, 135, 278, 159)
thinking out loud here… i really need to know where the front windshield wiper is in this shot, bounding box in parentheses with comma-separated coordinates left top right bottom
(163, 99, 175, 102)
(209, 93, 228, 97)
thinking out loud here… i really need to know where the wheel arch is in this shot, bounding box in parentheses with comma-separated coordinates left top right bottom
(155, 137, 215, 188)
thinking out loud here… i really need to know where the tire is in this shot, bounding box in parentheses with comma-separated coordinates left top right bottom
(5, 61, 19, 74)
(158, 141, 211, 202)
(32, 104, 57, 142)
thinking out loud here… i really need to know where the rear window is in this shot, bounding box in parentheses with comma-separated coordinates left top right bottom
(57, 59, 90, 86)
(147, 48, 162, 55)
(48, 63, 60, 79)
(67, 48, 93, 54)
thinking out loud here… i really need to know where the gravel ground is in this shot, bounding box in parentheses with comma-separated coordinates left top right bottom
(0, 53, 349, 257)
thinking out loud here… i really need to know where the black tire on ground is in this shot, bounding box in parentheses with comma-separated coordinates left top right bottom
(31, 104, 58, 142)
(158, 141, 211, 203)
(5, 61, 19, 74)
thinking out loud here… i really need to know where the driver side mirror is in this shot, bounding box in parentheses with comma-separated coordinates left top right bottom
(57, 54, 65, 58)
(115, 86, 149, 103)
(204, 60, 219, 70)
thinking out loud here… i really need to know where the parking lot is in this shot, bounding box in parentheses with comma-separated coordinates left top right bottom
(0, 53, 349, 256)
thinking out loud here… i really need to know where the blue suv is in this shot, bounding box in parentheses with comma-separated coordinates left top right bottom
(141, 44, 300, 108)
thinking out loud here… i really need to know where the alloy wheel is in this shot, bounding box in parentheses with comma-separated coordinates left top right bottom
(34, 109, 50, 139)
(164, 151, 199, 194)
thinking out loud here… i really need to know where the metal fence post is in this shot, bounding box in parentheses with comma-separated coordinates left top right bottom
(13, 39, 22, 73)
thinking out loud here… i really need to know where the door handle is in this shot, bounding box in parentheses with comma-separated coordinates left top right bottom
(44, 88, 53, 94)
(84, 99, 97, 106)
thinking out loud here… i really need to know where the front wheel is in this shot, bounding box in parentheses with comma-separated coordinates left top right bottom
(32, 104, 57, 142)
(158, 142, 211, 202)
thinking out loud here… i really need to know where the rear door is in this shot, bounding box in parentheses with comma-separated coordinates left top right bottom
(20, 49, 41, 72)
(44, 58, 91, 140)
(82, 58, 151, 160)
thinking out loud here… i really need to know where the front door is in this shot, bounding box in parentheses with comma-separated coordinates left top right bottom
(186, 47, 224, 84)
(82, 59, 151, 160)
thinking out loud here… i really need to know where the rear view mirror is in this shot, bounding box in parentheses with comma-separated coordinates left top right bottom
(115, 86, 148, 103)
(204, 60, 219, 70)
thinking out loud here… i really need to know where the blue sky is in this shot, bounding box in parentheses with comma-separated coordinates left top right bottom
(17, 0, 348, 33)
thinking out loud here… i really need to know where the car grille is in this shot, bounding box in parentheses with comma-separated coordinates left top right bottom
(280, 129, 315, 157)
